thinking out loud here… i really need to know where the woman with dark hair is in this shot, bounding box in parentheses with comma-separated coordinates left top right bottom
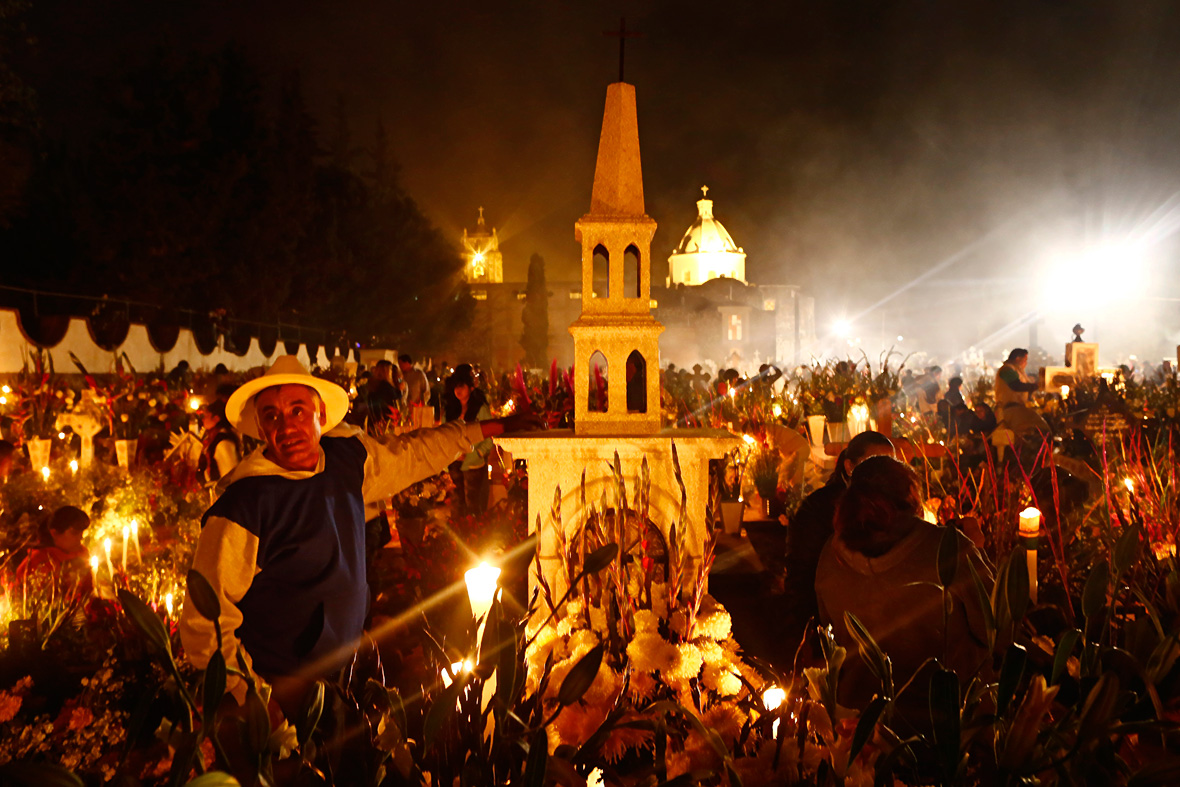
(782, 431, 895, 643)
(815, 456, 993, 734)
(444, 364, 495, 514)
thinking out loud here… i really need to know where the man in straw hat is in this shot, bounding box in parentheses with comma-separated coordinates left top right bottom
(179, 355, 536, 714)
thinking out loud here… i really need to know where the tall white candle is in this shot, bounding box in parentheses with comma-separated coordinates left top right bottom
(1019, 507, 1041, 605)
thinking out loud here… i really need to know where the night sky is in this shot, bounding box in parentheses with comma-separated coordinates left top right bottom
(28, 1, 1180, 359)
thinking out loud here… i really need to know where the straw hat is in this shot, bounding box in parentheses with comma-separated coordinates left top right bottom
(225, 355, 351, 439)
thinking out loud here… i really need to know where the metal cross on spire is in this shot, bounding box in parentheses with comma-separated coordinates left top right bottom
(603, 17, 644, 83)
(701, 185, 709, 198)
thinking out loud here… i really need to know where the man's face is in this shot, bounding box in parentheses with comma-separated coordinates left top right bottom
(1015, 356, 1029, 371)
(398, 361, 411, 374)
(254, 384, 326, 471)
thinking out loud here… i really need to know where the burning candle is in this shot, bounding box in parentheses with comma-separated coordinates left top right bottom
(40, 466, 50, 482)
(1123, 477, 1134, 493)
(165, 592, 174, 618)
(131, 519, 141, 561)
(587, 769, 605, 787)
(1060, 384, 1070, 399)
(69, 459, 78, 474)
(465, 562, 501, 653)
(103, 538, 114, 579)
(121, 526, 130, 572)
(89, 554, 99, 584)
(763, 686, 786, 737)
(188, 396, 200, 411)
(440, 659, 473, 688)
(1019, 507, 1040, 605)
(772, 402, 783, 417)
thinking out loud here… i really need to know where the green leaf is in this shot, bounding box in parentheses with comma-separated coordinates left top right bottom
(0, 762, 84, 787)
(1005, 549, 1030, 623)
(936, 526, 959, 589)
(243, 686, 271, 757)
(495, 597, 519, 711)
(524, 726, 548, 787)
(557, 643, 604, 706)
(186, 569, 222, 623)
(928, 667, 962, 785)
(1114, 524, 1142, 577)
(296, 680, 325, 747)
(1082, 559, 1110, 625)
(118, 587, 172, 657)
(1076, 672, 1121, 747)
(848, 697, 888, 770)
(184, 773, 243, 787)
(424, 679, 464, 749)
(996, 643, 1027, 716)
(966, 558, 996, 648)
(582, 544, 619, 576)
(1145, 635, 1180, 686)
(167, 731, 201, 787)
(844, 612, 893, 699)
(1052, 629, 1081, 685)
(202, 650, 227, 730)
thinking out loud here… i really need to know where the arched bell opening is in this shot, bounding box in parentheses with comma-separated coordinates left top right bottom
(625, 349, 647, 413)
(588, 350, 608, 412)
(623, 244, 641, 299)
(592, 245, 610, 299)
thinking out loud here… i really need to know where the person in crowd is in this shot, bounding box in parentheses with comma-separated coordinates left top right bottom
(444, 364, 496, 515)
(995, 348, 1048, 435)
(399, 354, 431, 407)
(17, 505, 92, 586)
(0, 439, 15, 482)
(198, 400, 242, 484)
(180, 355, 538, 717)
(782, 431, 895, 642)
(815, 456, 993, 736)
(939, 376, 971, 438)
(364, 360, 402, 431)
(916, 366, 943, 418)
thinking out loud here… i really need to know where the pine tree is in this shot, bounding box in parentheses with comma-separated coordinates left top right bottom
(520, 253, 549, 367)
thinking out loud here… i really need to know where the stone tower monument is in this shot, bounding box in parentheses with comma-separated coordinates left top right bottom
(570, 82, 663, 436)
(497, 81, 737, 593)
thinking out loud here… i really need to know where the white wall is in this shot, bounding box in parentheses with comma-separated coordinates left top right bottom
(0, 308, 333, 374)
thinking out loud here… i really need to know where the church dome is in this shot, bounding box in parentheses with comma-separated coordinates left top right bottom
(673, 186, 743, 255)
(667, 186, 747, 287)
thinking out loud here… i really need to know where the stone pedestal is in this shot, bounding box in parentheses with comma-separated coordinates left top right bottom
(496, 428, 738, 595)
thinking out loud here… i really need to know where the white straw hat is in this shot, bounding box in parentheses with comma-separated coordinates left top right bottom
(225, 355, 350, 439)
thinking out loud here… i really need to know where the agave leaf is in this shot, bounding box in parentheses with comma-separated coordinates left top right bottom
(1114, 524, 1142, 578)
(524, 727, 548, 787)
(296, 680, 325, 747)
(848, 696, 888, 771)
(118, 588, 172, 658)
(184, 772, 242, 787)
(996, 643, 1027, 716)
(844, 612, 893, 699)
(423, 679, 465, 749)
(1005, 549, 1029, 624)
(928, 667, 962, 785)
(202, 650, 227, 731)
(1082, 559, 1110, 625)
(1052, 629, 1081, 685)
(557, 643, 605, 706)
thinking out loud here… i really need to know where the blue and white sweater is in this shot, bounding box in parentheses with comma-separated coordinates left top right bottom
(179, 420, 483, 683)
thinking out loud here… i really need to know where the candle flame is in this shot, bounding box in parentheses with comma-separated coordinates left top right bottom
(40, 466, 50, 481)
(89, 555, 99, 571)
(69, 459, 79, 473)
(165, 593, 174, 616)
(762, 686, 786, 711)
(104, 538, 112, 556)
(1123, 477, 1134, 493)
(188, 397, 200, 411)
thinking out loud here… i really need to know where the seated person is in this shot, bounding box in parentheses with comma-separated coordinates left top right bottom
(815, 457, 993, 735)
(17, 505, 93, 590)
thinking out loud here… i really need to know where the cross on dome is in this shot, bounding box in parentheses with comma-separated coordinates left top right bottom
(701, 185, 709, 198)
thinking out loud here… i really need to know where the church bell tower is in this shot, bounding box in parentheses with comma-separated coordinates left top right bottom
(570, 82, 663, 436)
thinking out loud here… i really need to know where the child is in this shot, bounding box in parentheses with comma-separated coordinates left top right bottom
(17, 505, 92, 583)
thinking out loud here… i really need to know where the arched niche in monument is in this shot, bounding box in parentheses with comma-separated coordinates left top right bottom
(626, 348, 647, 413)
(592, 245, 610, 299)
(624, 244, 641, 299)
(588, 350, 608, 412)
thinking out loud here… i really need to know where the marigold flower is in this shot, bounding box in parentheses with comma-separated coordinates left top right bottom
(627, 631, 678, 674)
(68, 706, 94, 731)
(0, 692, 22, 723)
(694, 608, 732, 641)
(669, 642, 704, 682)
(633, 608, 660, 633)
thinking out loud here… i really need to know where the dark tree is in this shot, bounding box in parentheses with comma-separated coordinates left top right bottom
(520, 252, 549, 366)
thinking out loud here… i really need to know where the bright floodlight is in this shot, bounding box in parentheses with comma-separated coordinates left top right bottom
(1039, 238, 1149, 312)
(832, 318, 852, 338)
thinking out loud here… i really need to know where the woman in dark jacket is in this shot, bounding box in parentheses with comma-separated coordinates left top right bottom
(815, 456, 994, 736)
